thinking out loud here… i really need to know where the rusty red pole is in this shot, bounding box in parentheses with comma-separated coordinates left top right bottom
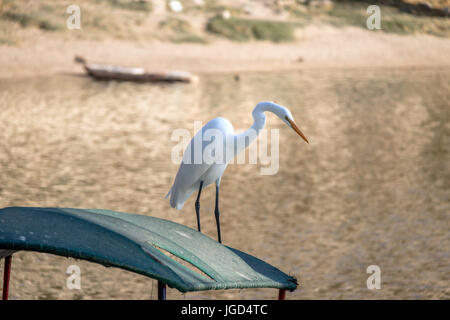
(278, 289, 286, 300)
(2, 255, 12, 300)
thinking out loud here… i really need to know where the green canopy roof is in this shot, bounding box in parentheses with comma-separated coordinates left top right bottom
(0, 207, 297, 293)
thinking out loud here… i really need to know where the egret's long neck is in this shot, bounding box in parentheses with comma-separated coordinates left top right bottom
(234, 103, 269, 155)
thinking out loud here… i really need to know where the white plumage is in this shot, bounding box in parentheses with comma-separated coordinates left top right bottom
(166, 117, 233, 209)
(166, 101, 308, 242)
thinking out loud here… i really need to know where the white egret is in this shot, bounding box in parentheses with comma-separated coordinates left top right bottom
(166, 101, 308, 243)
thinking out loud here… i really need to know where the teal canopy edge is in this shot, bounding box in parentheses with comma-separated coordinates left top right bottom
(0, 207, 297, 293)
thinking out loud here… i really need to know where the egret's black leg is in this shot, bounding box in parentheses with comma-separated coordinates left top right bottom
(195, 181, 204, 232)
(214, 185, 222, 243)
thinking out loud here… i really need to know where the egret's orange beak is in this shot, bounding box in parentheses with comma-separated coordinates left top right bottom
(285, 116, 309, 144)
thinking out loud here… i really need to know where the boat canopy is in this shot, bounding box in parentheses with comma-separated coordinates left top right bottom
(0, 207, 297, 293)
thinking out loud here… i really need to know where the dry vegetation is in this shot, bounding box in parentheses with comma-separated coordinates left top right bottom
(0, 0, 448, 45)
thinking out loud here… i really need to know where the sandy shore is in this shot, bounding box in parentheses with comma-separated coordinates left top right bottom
(1, 25, 449, 78)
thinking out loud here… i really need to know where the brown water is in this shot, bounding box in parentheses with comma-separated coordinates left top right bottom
(0, 68, 449, 299)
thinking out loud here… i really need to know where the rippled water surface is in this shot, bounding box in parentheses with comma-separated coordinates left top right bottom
(0, 68, 448, 299)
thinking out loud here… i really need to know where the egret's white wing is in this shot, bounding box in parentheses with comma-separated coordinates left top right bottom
(168, 161, 212, 209)
(168, 123, 218, 209)
(167, 118, 234, 210)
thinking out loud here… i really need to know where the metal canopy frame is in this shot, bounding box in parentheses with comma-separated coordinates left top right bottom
(0, 207, 297, 300)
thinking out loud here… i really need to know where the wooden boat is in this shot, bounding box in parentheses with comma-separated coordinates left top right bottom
(75, 56, 198, 83)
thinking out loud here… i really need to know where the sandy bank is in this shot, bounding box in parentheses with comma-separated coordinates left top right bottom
(0, 25, 449, 79)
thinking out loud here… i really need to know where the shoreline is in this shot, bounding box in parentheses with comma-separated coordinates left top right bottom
(2, 63, 450, 82)
(1, 25, 449, 79)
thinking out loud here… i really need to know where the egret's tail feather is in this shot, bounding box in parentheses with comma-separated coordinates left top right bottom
(167, 186, 193, 210)
(165, 187, 172, 199)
